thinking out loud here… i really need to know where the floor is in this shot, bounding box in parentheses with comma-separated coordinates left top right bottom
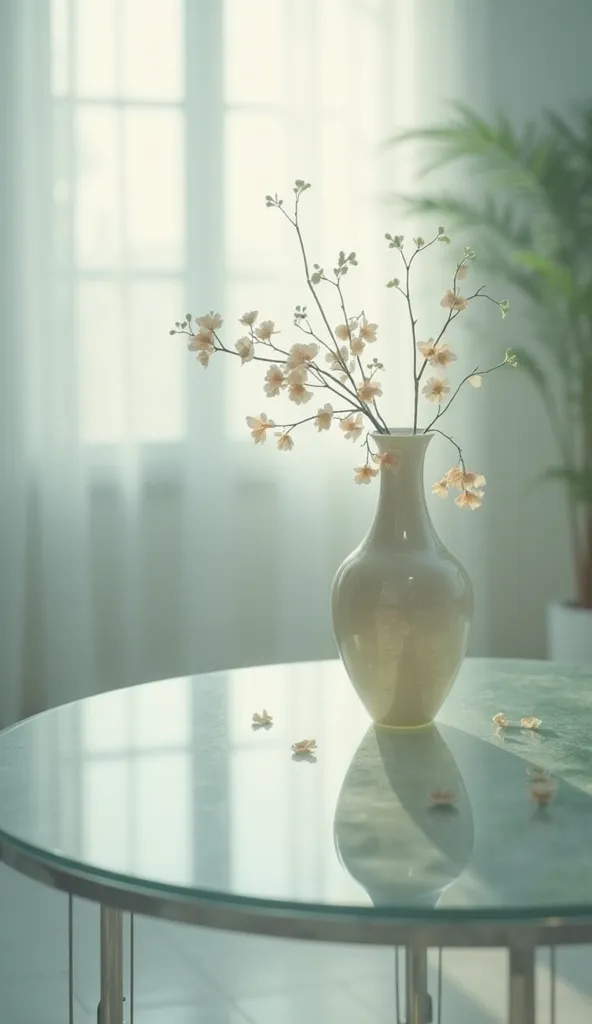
(1, 866, 591, 1023)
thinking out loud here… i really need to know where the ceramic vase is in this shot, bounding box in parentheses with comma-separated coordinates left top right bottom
(331, 430, 473, 728)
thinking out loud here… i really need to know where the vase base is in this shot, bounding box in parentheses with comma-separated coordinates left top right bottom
(374, 718, 436, 731)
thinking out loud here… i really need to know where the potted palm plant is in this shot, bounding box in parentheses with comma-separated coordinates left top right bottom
(397, 105, 592, 662)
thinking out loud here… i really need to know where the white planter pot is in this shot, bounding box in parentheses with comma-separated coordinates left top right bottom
(547, 601, 592, 664)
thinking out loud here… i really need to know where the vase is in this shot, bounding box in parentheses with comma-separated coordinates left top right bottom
(334, 724, 474, 907)
(331, 430, 473, 728)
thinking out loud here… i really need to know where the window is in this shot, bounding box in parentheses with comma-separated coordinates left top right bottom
(51, 0, 395, 445)
(222, 0, 394, 437)
(51, 0, 186, 443)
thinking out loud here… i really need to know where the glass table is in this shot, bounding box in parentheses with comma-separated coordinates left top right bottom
(0, 658, 591, 1024)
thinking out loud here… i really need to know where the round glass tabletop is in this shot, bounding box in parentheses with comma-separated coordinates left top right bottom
(0, 658, 592, 935)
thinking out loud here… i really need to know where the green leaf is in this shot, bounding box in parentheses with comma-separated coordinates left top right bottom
(513, 250, 575, 297)
(511, 346, 548, 394)
(541, 467, 592, 504)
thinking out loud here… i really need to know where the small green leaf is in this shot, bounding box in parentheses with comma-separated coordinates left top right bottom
(511, 346, 547, 393)
(438, 235, 451, 244)
(541, 467, 592, 504)
(513, 250, 575, 297)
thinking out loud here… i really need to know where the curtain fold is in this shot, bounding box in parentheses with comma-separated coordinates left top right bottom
(1, 0, 96, 725)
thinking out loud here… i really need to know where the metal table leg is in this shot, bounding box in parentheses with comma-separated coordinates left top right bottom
(405, 945, 432, 1024)
(509, 947, 535, 1024)
(68, 894, 74, 1024)
(98, 905, 124, 1024)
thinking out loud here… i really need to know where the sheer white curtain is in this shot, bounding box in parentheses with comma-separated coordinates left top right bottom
(0, 0, 398, 725)
(1, 0, 484, 727)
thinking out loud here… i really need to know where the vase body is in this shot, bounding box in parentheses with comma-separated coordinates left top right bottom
(331, 431, 473, 728)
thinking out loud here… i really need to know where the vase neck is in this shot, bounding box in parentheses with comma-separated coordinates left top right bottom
(367, 433, 437, 549)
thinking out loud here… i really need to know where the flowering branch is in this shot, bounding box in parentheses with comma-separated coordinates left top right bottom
(174, 180, 514, 505)
(424, 354, 512, 433)
(430, 428, 466, 470)
(269, 188, 384, 433)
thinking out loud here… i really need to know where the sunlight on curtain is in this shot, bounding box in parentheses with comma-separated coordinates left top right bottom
(47, 0, 399, 715)
(2, 0, 478, 726)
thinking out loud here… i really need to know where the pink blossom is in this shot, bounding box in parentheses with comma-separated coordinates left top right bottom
(246, 413, 275, 444)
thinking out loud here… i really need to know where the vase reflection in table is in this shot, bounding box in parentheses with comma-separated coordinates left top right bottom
(334, 723, 474, 908)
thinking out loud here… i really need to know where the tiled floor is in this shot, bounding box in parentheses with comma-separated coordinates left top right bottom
(1, 865, 591, 1022)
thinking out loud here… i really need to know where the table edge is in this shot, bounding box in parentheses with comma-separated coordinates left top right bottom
(2, 831, 592, 948)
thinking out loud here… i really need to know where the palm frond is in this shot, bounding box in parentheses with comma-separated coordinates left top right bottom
(542, 467, 592, 505)
(398, 192, 533, 250)
(399, 105, 587, 248)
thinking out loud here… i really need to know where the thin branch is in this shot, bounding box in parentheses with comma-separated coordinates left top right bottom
(416, 260, 465, 385)
(416, 278, 507, 385)
(294, 316, 339, 360)
(373, 399, 389, 432)
(274, 195, 383, 433)
(275, 408, 355, 433)
(294, 318, 361, 403)
(407, 233, 440, 268)
(429, 428, 467, 471)
(334, 278, 384, 428)
(396, 249, 420, 433)
(424, 358, 508, 432)
(278, 199, 339, 349)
